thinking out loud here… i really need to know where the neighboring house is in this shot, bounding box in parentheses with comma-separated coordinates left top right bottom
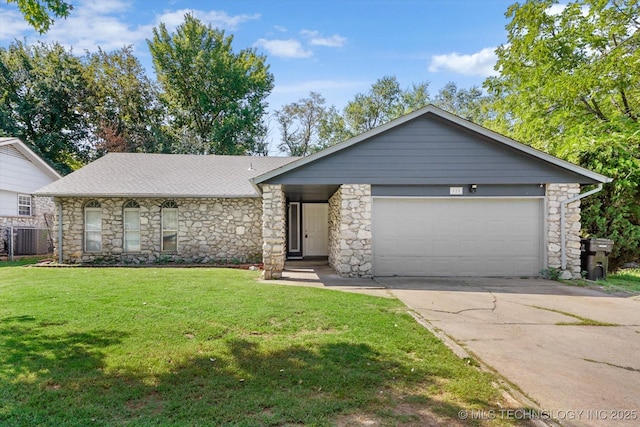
(0, 137, 61, 255)
(35, 106, 611, 278)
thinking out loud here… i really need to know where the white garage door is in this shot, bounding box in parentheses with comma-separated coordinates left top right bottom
(372, 198, 543, 276)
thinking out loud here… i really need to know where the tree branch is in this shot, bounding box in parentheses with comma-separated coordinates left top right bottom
(618, 88, 638, 121)
(580, 96, 609, 121)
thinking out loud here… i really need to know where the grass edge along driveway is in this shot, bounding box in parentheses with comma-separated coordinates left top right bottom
(0, 267, 518, 426)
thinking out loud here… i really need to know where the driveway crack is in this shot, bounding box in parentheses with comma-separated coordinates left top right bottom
(583, 358, 640, 374)
(422, 291, 498, 315)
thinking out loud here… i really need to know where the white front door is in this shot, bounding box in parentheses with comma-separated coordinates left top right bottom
(303, 203, 329, 256)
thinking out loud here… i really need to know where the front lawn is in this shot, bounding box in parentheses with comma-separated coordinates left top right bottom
(597, 268, 640, 293)
(0, 267, 510, 426)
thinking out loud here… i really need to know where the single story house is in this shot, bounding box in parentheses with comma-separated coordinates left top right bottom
(35, 105, 611, 278)
(1, 137, 61, 255)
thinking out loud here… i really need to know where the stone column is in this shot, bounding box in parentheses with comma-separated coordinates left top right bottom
(546, 183, 581, 278)
(328, 188, 342, 272)
(329, 184, 372, 277)
(262, 184, 286, 279)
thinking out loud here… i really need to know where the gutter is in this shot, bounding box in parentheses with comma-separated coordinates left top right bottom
(560, 184, 603, 270)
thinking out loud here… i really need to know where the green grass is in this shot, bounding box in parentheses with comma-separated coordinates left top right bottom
(0, 267, 510, 426)
(531, 306, 619, 326)
(0, 256, 49, 267)
(597, 269, 640, 293)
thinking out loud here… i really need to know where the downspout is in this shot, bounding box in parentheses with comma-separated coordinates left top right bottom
(57, 200, 63, 264)
(560, 184, 603, 270)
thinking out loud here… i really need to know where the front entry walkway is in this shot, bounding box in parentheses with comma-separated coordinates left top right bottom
(277, 260, 390, 298)
(264, 267, 640, 427)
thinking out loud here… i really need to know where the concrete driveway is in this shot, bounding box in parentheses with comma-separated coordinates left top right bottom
(377, 277, 640, 427)
(269, 265, 640, 426)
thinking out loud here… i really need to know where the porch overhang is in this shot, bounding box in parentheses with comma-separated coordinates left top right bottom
(270, 184, 340, 202)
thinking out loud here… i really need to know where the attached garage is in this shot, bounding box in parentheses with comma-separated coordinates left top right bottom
(372, 197, 543, 276)
(254, 105, 611, 279)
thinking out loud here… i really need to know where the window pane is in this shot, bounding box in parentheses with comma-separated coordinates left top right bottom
(85, 231, 102, 252)
(124, 209, 140, 252)
(124, 210, 140, 231)
(163, 232, 177, 252)
(85, 210, 102, 231)
(289, 204, 299, 251)
(163, 209, 177, 230)
(85, 207, 102, 252)
(124, 231, 140, 252)
(18, 195, 31, 216)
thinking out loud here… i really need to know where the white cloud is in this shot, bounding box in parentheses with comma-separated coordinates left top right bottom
(82, 0, 131, 14)
(41, 7, 148, 52)
(428, 47, 498, 77)
(274, 25, 287, 32)
(300, 30, 347, 47)
(0, 9, 32, 40)
(254, 38, 313, 58)
(1, 0, 259, 55)
(154, 9, 259, 32)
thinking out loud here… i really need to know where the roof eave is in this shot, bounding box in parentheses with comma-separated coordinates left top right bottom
(1, 138, 62, 180)
(34, 192, 261, 199)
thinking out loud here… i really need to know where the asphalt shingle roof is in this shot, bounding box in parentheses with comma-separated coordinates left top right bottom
(35, 153, 298, 198)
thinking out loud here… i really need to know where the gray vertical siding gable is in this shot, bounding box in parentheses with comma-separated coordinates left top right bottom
(265, 114, 595, 185)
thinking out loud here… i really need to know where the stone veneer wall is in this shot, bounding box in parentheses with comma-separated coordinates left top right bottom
(328, 188, 342, 272)
(53, 197, 262, 264)
(546, 183, 581, 278)
(261, 184, 286, 279)
(1, 196, 55, 254)
(328, 184, 372, 277)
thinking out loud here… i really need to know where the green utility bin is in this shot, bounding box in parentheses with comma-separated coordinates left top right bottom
(580, 238, 614, 280)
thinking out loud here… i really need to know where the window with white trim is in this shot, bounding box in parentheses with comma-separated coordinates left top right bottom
(161, 201, 178, 252)
(84, 200, 102, 252)
(123, 200, 141, 252)
(18, 194, 32, 216)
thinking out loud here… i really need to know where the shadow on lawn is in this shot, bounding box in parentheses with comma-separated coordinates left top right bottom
(0, 316, 129, 425)
(121, 338, 476, 425)
(0, 319, 479, 426)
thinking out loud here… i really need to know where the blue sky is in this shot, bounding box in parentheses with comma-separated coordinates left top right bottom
(1, 0, 518, 150)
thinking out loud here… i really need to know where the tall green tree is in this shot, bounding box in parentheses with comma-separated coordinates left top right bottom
(0, 41, 91, 173)
(433, 82, 492, 124)
(274, 92, 327, 156)
(485, 0, 640, 267)
(317, 105, 352, 149)
(307, 76, 431, 146)
(83, 46, 169, 154)
(274, 77, 489, 155)
(343, 76, 430, 134)
(5, 0, 72, 33)
(148, 13, 273, 155)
